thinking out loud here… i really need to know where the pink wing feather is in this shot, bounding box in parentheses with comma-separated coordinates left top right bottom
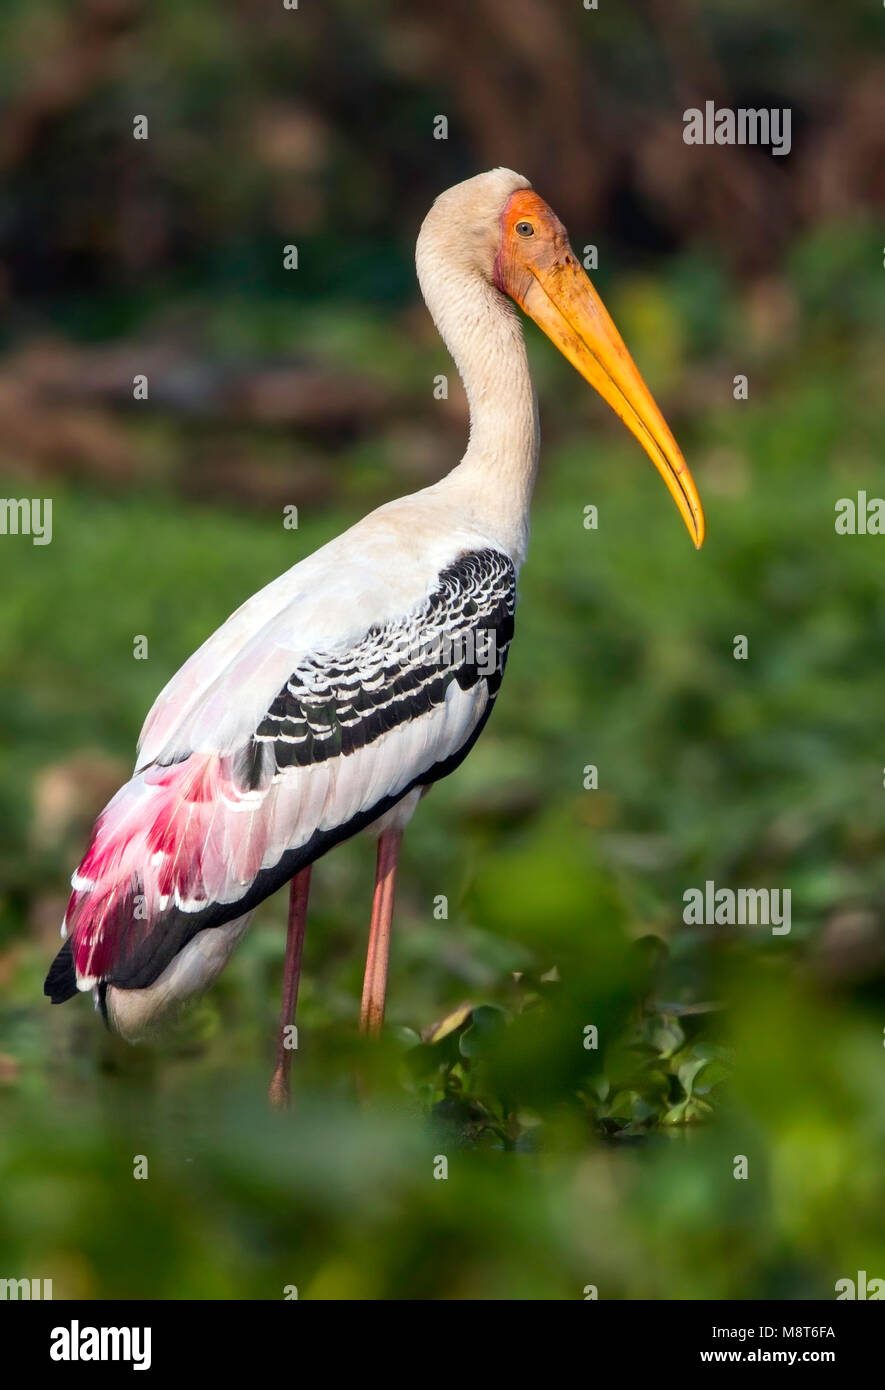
(48, 508, 515, 1000)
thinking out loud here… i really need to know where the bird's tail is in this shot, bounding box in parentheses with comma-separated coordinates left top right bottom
(45, 752, 269, 1002)
(44, 938, 77, 1004)
(102, 912, 253, 1040)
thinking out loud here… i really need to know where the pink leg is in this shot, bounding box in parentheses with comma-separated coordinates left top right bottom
(360, 829, 403, 1036)
(268, 866, 311, 1108)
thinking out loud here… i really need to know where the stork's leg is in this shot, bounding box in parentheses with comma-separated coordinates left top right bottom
(360, 828, 403, 1036)
(268, 865, 312, 1109)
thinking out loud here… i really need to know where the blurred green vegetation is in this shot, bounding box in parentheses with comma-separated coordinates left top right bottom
(1, 0, 884, 1300)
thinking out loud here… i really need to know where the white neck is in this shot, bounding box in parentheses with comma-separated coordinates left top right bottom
(419, 263, 540, 570)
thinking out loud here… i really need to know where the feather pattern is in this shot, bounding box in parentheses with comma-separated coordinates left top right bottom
(47, 542, 516, 999)
(43, 169, 549, 1022)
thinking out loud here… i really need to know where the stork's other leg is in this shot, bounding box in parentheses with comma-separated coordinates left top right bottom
(269, 865, 312, 1109)
(360, 828, 403, 1037)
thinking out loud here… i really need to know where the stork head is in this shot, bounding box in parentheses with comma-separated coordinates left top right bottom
(417, 169, 704, 549)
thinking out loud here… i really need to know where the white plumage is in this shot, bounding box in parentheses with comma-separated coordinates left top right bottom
(45, 168, 703, 1092)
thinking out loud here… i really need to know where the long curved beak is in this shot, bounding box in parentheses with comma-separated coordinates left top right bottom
(518, 257, 705, 548)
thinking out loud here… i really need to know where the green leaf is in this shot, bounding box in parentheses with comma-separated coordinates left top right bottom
(422, 1003, 474, 1045)
(459, 1005, 510, 1059)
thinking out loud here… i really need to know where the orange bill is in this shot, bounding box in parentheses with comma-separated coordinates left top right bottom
(495, 190, 705, 548)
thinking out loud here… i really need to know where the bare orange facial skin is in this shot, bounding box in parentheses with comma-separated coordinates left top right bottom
(493, 189, 705, 549)
(492, 190, 573, 302)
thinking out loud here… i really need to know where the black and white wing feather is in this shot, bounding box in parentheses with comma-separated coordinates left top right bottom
(53, 541, 516, 995)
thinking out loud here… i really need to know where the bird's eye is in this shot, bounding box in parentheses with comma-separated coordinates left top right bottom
(515, 221, 534, 237)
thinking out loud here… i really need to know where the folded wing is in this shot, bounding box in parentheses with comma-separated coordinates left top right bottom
(46, 546, 516, 1001)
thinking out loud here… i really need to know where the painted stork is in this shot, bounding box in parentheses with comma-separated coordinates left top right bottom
(45, 169, 704, 1105)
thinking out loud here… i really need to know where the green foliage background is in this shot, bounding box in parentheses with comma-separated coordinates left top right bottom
(0, 0, 883, 1299)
